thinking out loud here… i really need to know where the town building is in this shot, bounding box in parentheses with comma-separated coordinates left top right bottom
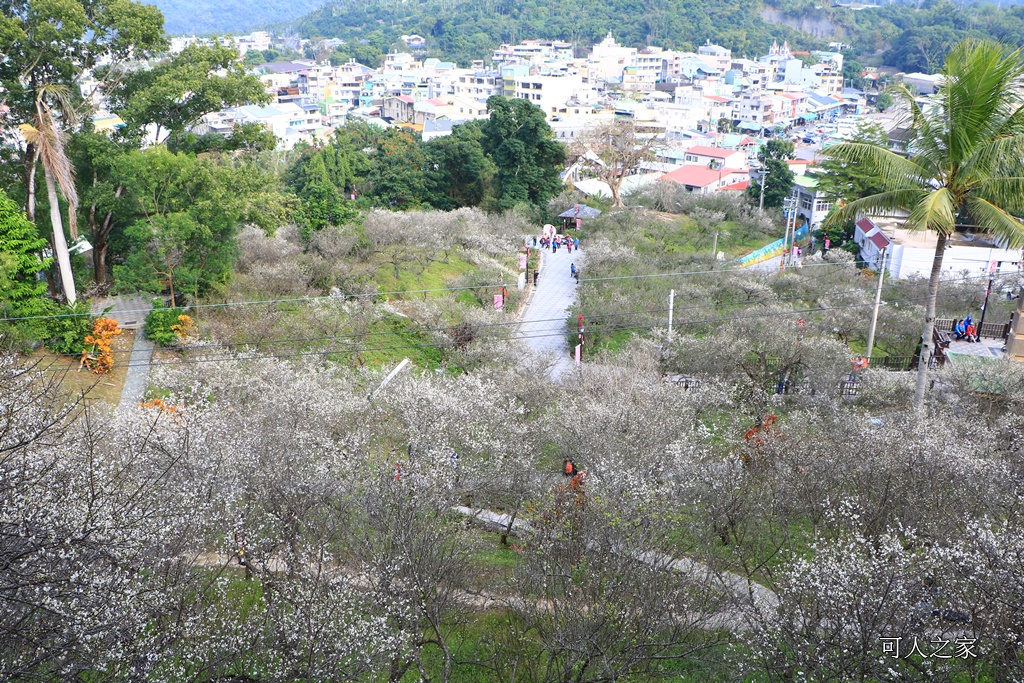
(855, 217, 1024, 279)
(661, 164, 749, 193)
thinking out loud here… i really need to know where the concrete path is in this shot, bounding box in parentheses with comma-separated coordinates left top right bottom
(520, 245, 581, 380)
(453, 504, 779, 630)
(948, 337, 1005, 359)
(119, 333, 154, 408)
(90, 294, 154, 330)
(91, 295, 155, 408)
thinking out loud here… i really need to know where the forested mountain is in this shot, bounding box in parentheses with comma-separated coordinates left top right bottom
(293, 0, 812, 64)
(144, 0, 322, 35)
(290, 0, 1024, 72)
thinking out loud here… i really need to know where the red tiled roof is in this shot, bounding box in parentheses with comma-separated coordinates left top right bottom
(719, 180, 750, 191)
(685, 145, 741, 159)
(856, 218, 876, 233)
(705, 95, 731, 103)
(869, 231, 891, 249)
(396, 95, 415, 104)
(662, 164, 746, 187)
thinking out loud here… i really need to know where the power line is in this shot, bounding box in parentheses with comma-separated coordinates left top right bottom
(43, 269, 1008, 359)
(81, 275, 944, 357)
(3, 260, 1010, 324)
(87, 290, 972, 370)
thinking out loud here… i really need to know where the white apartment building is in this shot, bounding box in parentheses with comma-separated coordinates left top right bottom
(447, 94, 489, 119)
(452, 70, 501, 100)
(856, 218, 1023, 279)
(734, 88, 775, 124)
(236, 31, 272, 56)
(636, 47, 667, 79)
(492, 40, 574, 65)
(587, 32, 638, 84)
(511, 73, 588, 118)
(697, 41, 732, 74)
(382, 52, 418, 73)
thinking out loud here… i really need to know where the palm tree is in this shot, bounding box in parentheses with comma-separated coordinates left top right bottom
(19, 86, 80, 305)
(825, 40, 1024, 411)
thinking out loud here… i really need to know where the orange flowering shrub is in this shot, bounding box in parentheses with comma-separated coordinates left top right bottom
(80, 317, 122, 374)
(741, 413, 781, 470)
(170, 314, 195, 339)
(140, 397, 184, 419)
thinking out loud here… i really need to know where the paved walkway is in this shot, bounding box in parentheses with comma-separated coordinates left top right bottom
(453, 504, 779, 630)
(948, 337, 1005, 359)
(119, 333, 154, 408)
(520, 244, 581, 380)
(91, 295, 155, 408)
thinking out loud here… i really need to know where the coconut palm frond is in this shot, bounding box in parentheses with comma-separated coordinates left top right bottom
(826, 188, 927, 228)
(892, 83, 927, 131)
(962, 133, 1024, 181)
(944, 42, 1024, 159)
(823, 142, 927, 188)
(965, 196, 1024, 249)
(33, 96, 79, 239)
(991, 102, 1024, 139)
(974, 175, 1024, 214)
(906, 187, 956, 235)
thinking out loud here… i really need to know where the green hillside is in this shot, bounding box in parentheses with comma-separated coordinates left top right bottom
(293, 0, 815, 66)
(291, 0, 1024, 72)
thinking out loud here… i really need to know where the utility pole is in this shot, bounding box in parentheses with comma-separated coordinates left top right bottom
(758, 167, 770, 211)
(865, 246, 889, 362)
(780, 195, 796, 270)
(977, 259, 999, 335)
(668, 289, 675, 337)
(368, 358, 411, 401)
(787, 194, 798, 267)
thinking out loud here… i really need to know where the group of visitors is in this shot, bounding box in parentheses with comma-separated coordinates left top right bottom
(536, 233, 579, 253)
(953, 316, 980, 343)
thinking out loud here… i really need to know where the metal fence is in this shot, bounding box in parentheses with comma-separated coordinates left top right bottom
(935, 318, 1010, 339)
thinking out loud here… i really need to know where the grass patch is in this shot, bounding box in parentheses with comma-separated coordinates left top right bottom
(372, 252, 478, 298)
(349, 313, 444, 369)
(23, 329, 135, 406)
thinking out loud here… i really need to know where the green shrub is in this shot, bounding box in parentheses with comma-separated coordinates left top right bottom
(41, 300, 94, 355)
(145, 301, 187, 346)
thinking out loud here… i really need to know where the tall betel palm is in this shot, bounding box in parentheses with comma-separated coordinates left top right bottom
(19, 86, 80, 305)
(825, 39, 1024, 410)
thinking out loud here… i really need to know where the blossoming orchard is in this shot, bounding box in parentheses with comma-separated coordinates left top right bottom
(3, 315, 1024, 681)
(3, 47, 1024, 677)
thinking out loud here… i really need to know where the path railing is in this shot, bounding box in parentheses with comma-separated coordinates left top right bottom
(935, 318, 1010, 339)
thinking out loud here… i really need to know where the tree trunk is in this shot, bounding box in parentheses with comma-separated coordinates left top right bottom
(608, 171, 624, 208)
(45, 166, 77, 305)
(25, 144, 38, 223)
(92, 238, 110, 287)
(913, 231, 947, 410)
(91, 204, 119, 286)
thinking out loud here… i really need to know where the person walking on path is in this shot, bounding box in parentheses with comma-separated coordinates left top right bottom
(570, 263, 576, 277)
(520, 239, 582, 380)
